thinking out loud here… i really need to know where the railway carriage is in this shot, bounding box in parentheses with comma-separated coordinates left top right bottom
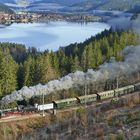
(98, 90, 115, 100)
(77, 94, 97, 104)
(1, 81, 140, 119)
(115, 85, 134, 96)
(53, 98, 77, 109)
(134, 82, 140, 91)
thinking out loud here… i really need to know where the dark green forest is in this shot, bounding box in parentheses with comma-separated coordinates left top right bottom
(0, 29, 138, 97)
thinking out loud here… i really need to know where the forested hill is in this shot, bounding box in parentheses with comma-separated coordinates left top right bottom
(0, 3, 14, 14)
(0, 29, 138, 97)
(71, 0, 140, 11)
(1, 0, 140, 12)
(99, 0, 140, 11)
(128, 5, 140, 14)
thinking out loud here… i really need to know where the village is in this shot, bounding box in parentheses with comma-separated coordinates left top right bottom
(0, 11, 101, 25)
(0, 11, 42, 25)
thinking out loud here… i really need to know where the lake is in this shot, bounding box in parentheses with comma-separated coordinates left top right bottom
(0, 21, 110, 51)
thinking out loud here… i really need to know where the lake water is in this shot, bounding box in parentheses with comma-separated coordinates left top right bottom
(0, 21, 110, 51)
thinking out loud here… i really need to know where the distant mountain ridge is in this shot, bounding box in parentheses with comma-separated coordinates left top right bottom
(0, 0, 15, 4)
(69, 0, 106, 12)
(0, 3, 14, 13)
(0, 0, 140, 12)
(0, 0, 86, 5)
(99, 0, 140, 11)
(0, 0, 86, 11)
(31, 0, 86, 6)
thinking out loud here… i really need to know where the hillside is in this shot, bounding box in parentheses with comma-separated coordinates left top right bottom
(71, 0, 140, 12)
(0, 0, 15, 3)
(70, 0, 106, 11)
(128, 5, 140, 14)
(1, 0, 140, 12)
(30, 0, 86, 6)
(0, 29, 138, 104)
(0, 3, 14, 13)
(0, 0, 87, 11)
(99, 0, 140, 11)
(1, 91, 140, 140)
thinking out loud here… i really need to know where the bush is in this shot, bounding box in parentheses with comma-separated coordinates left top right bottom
(76, 106, 86, 118)
(133, 136, 140, 140)
(116, 134, 124, 140)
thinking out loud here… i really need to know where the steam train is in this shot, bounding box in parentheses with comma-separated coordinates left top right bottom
(51, 82, 140, 109)
(0, 82, 140, 118)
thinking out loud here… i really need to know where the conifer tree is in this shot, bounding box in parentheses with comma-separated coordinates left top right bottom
(0, 51, 18, 95)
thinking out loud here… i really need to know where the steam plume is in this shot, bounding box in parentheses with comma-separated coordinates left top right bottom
(132, 15, 140, 38)
(1, 45, 140, 104)
(107, 16, 132, 30)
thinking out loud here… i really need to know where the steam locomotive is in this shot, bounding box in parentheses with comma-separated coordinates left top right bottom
(0, 82, 140, 118)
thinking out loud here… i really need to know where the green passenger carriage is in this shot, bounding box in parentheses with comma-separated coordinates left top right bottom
(77, 94, 97, 104)
(53, 98, 77, 109)
(115, 85, 134, 96)
(98, 90, 114, 100)
(134, 82, 140, 91)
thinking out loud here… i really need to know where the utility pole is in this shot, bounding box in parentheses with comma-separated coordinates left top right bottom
(116, 75, 119, 100)
(84, 74, 87, 139)
(84, 74, 87, 107)
(117, 76, 119, 90)
(138, 72, 140, 82)
(42, 91, 45, 117)
(84, 49, 87, 139)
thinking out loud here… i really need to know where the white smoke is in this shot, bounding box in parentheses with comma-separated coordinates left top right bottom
(132, 15, 140, 38)
(1, 45, 140, 104)
(107, 16, 132, 30)
(107, 14, 140, 33)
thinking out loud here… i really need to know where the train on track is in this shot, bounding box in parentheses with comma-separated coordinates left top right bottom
(0, 82, 140, 118)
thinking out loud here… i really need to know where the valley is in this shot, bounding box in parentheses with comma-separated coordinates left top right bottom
(0, 0, 140, 140)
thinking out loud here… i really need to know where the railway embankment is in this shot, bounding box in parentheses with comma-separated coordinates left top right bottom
(1, 91, 140, 140)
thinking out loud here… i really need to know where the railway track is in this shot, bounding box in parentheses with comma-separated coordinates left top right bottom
(0, 91, 139, 124)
